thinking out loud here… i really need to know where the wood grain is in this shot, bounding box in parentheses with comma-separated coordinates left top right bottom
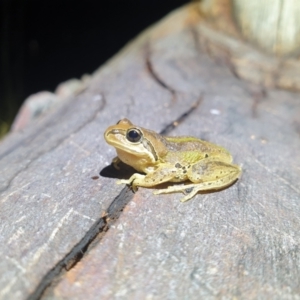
(0, 3, 299, 300)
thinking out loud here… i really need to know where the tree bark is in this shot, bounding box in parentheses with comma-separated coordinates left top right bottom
(0, 3, 299, 300)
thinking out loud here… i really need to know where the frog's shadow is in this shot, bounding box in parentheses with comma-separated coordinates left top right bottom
(100, 163, 238, 195)
(100, 162, 136, 180)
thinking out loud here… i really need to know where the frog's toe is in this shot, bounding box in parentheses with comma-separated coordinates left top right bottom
(113, 164, 121, 170)
(116, 179, 130, 185)
(153, 185, 186, 195)
(154, 186, 197, 202)
(153, 189, 164, 195)
(180, 194, 194, 202)
(153, 188, 173, 195)
(130, 184, 138, 192)
(180, 186, 200, 201)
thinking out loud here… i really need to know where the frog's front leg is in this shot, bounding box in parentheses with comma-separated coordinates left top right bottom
(117, 166, 177, 192)
(117, 174, 148, 192)
(155, 159, 241, 202)
(112, 157, 122, 170)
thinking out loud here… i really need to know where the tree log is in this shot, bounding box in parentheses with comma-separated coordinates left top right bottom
(0, 3, 300, 300)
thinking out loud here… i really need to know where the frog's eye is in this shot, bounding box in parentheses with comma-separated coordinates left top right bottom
(126, 128, 142, 143)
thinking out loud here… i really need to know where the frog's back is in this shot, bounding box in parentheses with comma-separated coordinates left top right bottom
(164, 136, 232, 163)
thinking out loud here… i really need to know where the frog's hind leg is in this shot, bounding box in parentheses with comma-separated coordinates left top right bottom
(154, 183, 201, 202)
(185, 160, 241, 201)
(154, 160, 241, 202)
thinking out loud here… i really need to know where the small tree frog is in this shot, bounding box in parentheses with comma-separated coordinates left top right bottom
(104, 119, 241, 202)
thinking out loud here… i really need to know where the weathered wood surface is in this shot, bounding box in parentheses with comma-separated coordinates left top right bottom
(1, 3, 300, 300)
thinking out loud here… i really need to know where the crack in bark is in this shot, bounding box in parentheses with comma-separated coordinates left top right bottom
(27, 187, 132, 300)
(0, 95, 106, 194)
(145, 43, 177, 102)
(160, 96, 203, 135)
(26, 98, 202, 300)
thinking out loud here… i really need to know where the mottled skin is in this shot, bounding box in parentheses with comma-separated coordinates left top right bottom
(104, 119, 241, 202)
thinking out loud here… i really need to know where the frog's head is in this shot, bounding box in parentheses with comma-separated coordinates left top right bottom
(104, 118, 168, 165)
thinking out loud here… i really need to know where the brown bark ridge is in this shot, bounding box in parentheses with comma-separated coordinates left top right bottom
(0, 3, 299, 300)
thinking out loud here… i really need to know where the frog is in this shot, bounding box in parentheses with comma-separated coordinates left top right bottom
(104, 118, 241, 202)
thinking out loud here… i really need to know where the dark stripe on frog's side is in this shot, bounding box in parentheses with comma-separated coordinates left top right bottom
(142, 138, 158, 161)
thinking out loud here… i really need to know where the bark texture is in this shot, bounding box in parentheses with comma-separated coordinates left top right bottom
(0, 3, 299, 300)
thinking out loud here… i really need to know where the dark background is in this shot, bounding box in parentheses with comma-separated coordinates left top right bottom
(0, 0, 189, 137)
